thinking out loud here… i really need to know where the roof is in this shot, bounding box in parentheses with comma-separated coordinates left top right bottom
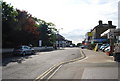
(91, 24, 116, 32)
(56, 34, 65, 40)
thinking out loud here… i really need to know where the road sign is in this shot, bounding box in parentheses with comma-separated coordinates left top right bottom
(39, 40, 42, 47)
(108, 32, 114, 39)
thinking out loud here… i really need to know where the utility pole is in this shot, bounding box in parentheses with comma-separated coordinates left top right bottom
(108, 29, 115, 54)
(110, 39, 114, 54)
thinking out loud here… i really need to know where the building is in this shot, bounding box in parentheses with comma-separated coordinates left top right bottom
(86, 20, 116, 44)
(101, 28, 120, 43)
(56, 34, 65, 47)
(65, 40, 72, 47)
(56, 34, 73, 47)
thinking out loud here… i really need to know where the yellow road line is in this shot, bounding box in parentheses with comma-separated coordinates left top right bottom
(33, 64, 58, 81)
(40, 64, 60, 79)
(33, 49, 86, 81)
(47, 65, 63, 79)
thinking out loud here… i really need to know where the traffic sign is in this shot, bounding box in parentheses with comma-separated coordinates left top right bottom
(108, 32, 114, 39)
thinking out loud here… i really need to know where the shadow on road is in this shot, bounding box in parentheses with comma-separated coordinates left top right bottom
(2, 54, 34, 66)
(2, 48, 65, 66)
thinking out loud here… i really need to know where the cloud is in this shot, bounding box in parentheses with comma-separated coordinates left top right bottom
(61, 29, 89, 44)
(4, 0, 119, 44)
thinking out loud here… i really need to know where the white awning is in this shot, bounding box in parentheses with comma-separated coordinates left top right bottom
(101, 29, 110, 37)
(101, 29, 116, 37)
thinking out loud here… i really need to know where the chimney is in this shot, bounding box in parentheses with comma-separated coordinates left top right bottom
(108, 21, 112, 25)
(99, 20, 102, 25)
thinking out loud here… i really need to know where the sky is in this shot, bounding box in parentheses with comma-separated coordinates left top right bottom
(3, 0, 119, 44)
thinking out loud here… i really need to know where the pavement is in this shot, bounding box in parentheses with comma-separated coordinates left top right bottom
(51, 49, 119, 80)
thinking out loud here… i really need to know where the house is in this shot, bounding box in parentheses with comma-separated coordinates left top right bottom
(56, 34, 65, 47)
(101, 28, 120, 43)
(55, 34, 73, 48)
(65, 40, 72, 47)
(87, 20, 116, 44)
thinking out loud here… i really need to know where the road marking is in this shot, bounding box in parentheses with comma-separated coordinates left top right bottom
(33, 49, 86, 81)
(33, 64, 58, 81)
(47, 65, 63, 80)
(40, 64, 60, 79)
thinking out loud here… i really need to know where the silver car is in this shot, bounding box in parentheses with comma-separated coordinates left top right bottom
(13, 45, 35, 55)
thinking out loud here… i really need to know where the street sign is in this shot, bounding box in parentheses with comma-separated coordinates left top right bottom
(87, 32, 93, 36)
(39, 40, 42, 47)
(108, 32, 114, 39)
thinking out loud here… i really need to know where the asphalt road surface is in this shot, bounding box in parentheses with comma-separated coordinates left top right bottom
(50, 49, 118, 80)
(2, 48, 82, 79)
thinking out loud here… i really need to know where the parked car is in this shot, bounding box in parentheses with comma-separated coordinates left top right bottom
(99, 44, 107, 50)
(80, 45, 87, 49)
(104, 46, 110, 52)
(100, 44, 110, 52)
(104, 46, 113, 56)
(13, 45, 35, 55)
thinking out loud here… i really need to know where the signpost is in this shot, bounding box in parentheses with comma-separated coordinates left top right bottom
(108, 32, 114, 39)
(108, 29, 115, 55)
(39, 40, 42, 47)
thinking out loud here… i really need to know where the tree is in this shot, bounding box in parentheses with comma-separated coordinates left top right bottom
(2, 2, 40, 47)
(77, 43, 82, 47)
(38, 20, 57, 46)
(15, 10, 40, 46)
(2, 1, 56, 47)
(48, 26, 57, 46)
(2, 1, 18, 47)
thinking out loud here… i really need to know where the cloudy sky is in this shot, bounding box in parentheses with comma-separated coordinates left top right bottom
(4, 0, 119, 44)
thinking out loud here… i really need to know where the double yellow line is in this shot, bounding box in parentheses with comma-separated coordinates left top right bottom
(33, 49, 86, 81)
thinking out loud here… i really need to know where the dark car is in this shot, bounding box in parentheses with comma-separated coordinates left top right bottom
(80, 45, 87, 49)
(13, 45, 35, 55)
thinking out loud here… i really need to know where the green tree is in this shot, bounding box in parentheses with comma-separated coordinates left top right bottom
(77, 43, 82, 47)
(2, 2, 40, 47)
(48, 26, 57, 46)
(2, 1, 57, 47)
(2, 1, 18, 47)
(39, 24, 50, 46)
(38, 20, 57, 46)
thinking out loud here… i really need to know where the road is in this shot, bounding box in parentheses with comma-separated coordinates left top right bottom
(2, 48, 82, 79)
(50, 49, 118, 80)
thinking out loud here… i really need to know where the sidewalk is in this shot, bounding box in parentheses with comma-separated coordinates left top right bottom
(51, 49, 119, 80)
